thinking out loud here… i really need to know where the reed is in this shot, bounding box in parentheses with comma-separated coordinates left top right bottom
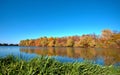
(0, 55, 120, 75)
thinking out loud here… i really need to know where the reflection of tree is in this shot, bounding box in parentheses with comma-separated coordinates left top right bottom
(66, 47, 74, 57)
(48, 47, 55, 56)
(55, 47, 67, 56)
(74, 48, 97, 59)
(20, 47, 120, 65)
(99, 48, 120, 65)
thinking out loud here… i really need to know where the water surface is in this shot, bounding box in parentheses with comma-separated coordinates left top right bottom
(0, 46, 120, 66)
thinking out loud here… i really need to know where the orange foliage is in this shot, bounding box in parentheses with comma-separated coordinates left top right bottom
(19, 29, 120, 48)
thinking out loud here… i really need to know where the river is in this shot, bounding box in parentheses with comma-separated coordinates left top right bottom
(0, 46, 120, 66)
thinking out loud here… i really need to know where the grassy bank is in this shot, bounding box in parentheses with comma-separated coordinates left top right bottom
(0, 55, 120, 75)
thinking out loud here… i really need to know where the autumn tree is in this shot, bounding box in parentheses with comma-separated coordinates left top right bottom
(48, 37, 55, 47)
(73, 36, 80, 47)
(29, 39, 35, 46)
(35, 38, 42, 46)
(60, 37, 67, 47)
(55, 38, 63, 47)
(19, 39, 29, 46)
(19, 29, 120, 48)
(40, 37, 48, 47)
(79, 35, 96, 48)
(66, 37, 74, 47)
(111, 32, 120, 48)
(102, 29, 113, 39)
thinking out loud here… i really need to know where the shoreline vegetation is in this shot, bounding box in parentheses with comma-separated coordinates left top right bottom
(19, 29, 120, 48)
(0, 55, 120, 75)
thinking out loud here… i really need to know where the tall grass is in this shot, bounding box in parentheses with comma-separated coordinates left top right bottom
(0, 55, 120, 75)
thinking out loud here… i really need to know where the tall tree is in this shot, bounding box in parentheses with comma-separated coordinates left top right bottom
(41, 37, 48, 47)
(48, 37, 55, 47)
(102, 29, 113, 39)
(66, 37, 74, 47)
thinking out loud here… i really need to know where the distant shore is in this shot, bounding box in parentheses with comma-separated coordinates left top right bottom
(0, 43, 18, 46)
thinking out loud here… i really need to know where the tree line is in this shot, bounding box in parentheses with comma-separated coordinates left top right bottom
(0, 43, 18, 46)
(19, 29, 120, 48)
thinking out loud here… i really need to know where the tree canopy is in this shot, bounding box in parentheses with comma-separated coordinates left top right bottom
(19, 29, 120, 48)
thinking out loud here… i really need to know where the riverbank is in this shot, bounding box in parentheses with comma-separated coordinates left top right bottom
(0, 55, 120, 75)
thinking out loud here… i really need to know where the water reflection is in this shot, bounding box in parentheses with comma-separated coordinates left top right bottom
(20, 47, 120, 66)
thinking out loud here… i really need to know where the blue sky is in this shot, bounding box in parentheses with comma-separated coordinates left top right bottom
(0, 0, 120, 44)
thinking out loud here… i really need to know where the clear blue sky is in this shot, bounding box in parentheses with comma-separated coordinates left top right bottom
(0, 0, 120, 44)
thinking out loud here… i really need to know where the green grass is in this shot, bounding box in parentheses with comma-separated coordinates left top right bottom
(0, 55, 120, 75)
